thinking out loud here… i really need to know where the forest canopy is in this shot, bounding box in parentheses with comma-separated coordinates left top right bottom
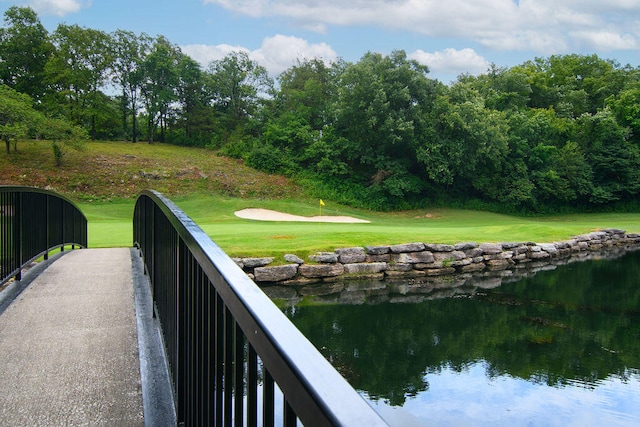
(2, 6, 640, 212)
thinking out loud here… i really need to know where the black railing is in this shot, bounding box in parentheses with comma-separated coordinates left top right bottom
(1, 186, 87, 286)
(133, 190, 387, 427)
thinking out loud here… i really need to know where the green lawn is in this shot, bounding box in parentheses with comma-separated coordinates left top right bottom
(79, 195, 640, 259)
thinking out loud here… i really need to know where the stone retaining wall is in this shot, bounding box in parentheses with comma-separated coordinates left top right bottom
(233, 229, 640, 299)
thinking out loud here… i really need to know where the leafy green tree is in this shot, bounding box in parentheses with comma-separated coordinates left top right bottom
(207, 51, 273, 138)
(277, 58, 337, 131)
(0, 84, 86, 164)
(38, 116, 88, 166)
(529, 141, 593, 205)
(461, 64, 532, 111)
(111, 30, 151, 142)
(419, 85, 510, 200)
(0, 84, 37, 153)
(257, 59, 340, 173)
(606, 85, 640, 146)
(503, 109, 574, 208)
(170, 53, 213, 145)
(140, 36, 180, 143)
(519, 54, 627, 118)
(0, 6, 53, 101)
(573, 110, 640, 203)
(44, 24, 113, 139)
(331, 51, 437, 205)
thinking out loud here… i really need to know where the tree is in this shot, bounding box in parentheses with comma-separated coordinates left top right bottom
(277, 58, 336, 130)
(529, 141, 593, 205)
(331, 51, 437, 204)
(45, 24, 113, 139)
(0, 6, 53, 101)
(171, 53, 212, 145)
(259, 59, 339, 169)
(140, 36, 180, 143)
(111, 30, 150, 142)
(0, 84, 85, 164)
(606, 85, 640, 146)
(0, 84, 37, 153)
(519, 54, 626, 118)
(464, 65, 532, 111)
(574, 110, 640, 203)
(38, 116, 88, 166)
(208, 51, 273, 136)
(418, 85, 510, 197)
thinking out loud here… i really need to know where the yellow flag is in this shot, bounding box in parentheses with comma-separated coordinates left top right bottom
(319, 199, 325, 206)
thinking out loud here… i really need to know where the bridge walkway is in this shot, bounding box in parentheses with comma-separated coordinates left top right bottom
(0, 248, 173, 426)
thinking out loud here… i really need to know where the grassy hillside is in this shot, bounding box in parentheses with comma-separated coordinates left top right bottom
(0, 140, 301, 201)
(2, 140, 639, 257)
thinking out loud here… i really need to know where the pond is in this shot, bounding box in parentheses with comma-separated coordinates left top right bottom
(282, 249, 640, 426)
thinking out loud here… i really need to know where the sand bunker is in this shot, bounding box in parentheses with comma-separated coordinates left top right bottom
(234, 208, 370, 223)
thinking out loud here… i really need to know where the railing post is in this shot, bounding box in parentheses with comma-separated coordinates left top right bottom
(15, 192, 22, 282)
(44, 194, 49, 260)
(60, 198, 65, 252)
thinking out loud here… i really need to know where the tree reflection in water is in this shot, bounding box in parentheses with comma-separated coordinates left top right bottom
(282, 250, 640, 423)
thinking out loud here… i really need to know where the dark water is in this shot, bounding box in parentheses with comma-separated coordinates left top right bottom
(283, 250, 640, 426)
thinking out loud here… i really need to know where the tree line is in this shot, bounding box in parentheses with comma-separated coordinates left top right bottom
(2, 6, 640, 212)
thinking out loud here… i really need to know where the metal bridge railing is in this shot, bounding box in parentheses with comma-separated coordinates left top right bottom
(133, 190, 387, 427)
(1, 186, 87, 286)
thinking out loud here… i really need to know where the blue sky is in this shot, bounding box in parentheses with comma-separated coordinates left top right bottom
(2, 0, 640, 83)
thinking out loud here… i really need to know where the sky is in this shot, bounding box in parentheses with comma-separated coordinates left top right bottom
(2, 0, 640, 83)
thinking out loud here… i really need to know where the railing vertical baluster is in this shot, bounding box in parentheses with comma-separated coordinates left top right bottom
(185, 243, 192, 426)
(247, 346, 258, 427)
(176, 235, 186, 425)
(263, 369, 275, 427)
(283, 400, 296, 427)
(15, 191, 22, 281)
(234, 322, 245, 427)
(59, 195, 64, 252)
(192, 253, 201, 425)
(215, 292, 224, 427)
(202, 270, 212, 426)
(44, 194, 49, 260)
(224, 307, 234, 427)
(1, 192, 5, 278)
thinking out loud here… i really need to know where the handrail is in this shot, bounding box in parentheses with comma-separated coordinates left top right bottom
(133, 190, 387, 426)
(1, 186, 87, 286)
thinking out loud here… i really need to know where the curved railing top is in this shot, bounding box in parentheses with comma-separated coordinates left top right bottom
(134, 189, 387, 426)
(0, 185, 88, 218)
(1, 186, 87, 285)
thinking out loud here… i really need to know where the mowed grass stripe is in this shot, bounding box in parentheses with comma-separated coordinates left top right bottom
(80, 196, 640, 258)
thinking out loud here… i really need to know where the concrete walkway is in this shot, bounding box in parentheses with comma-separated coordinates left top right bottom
(0, 248, 144, 426)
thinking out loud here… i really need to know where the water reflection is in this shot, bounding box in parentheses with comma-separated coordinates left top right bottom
(282, 249, 640, 426)
(370, 362, 640, 427)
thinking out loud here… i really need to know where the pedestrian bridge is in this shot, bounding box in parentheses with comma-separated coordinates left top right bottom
(0, 187, 387, 426)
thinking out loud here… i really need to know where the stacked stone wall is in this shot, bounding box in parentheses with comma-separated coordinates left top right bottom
(232, 229, 640, 300)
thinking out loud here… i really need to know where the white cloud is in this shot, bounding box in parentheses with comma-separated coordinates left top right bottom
(250, 34, 337, 74)
(181, 43, 250, 67)
(409, 48, 490, 77)
(182, 35, 338, 75)
(204, 0, 640, 53)
(571, 30, 638, 50)
(28, 0, 88, 16)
